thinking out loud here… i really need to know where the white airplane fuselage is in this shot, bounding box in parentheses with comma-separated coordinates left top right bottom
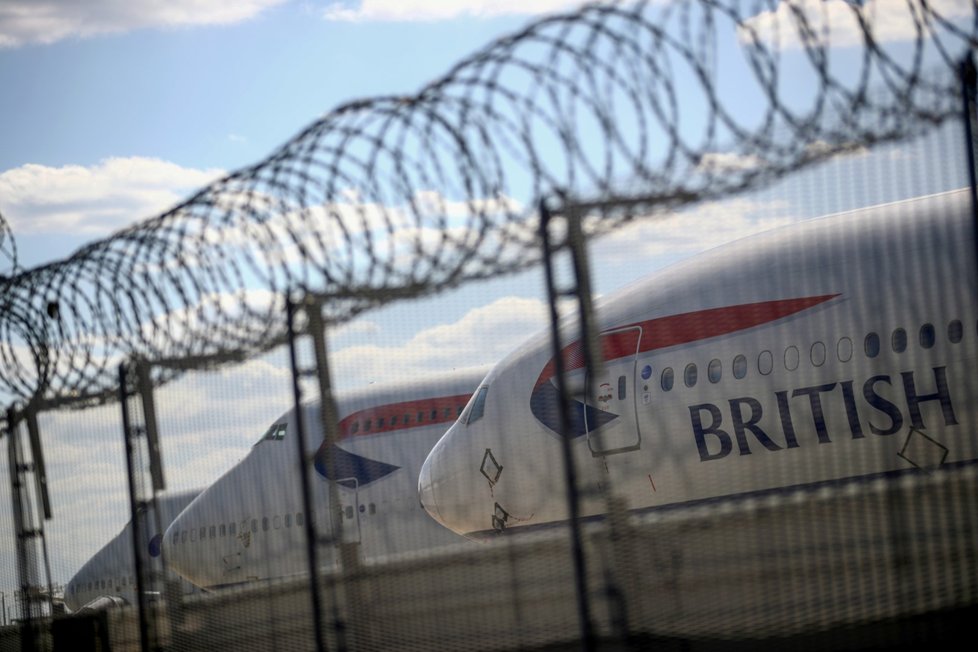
(419, 189, 978, 539)
(164, 369, 486, 589)
(64, 489, 202, 613)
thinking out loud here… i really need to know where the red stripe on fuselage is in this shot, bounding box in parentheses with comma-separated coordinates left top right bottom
(534, 295, 839, 388)
(337, 393, 473, 440)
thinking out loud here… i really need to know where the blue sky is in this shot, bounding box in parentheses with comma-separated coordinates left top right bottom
(0, 1, 567, 268)
(0, 0, 974, 606)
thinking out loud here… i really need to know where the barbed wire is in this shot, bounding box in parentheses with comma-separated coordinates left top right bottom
(0, 0, 975, 409)
(0, 205, 14, 271)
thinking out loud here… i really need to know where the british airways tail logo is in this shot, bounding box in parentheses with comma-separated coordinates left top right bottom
(530, 296, 839, 437)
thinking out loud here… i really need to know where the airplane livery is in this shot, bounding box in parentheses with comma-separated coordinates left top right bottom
(163, 367, 487, 589)
(64, 489, 203, 613)
(419, 188, 978, 539)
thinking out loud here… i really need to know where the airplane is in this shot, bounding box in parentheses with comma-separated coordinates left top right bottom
(63, 488, 203, 613)
(162, 367, 488, 589)
(418, 188, 978, 543)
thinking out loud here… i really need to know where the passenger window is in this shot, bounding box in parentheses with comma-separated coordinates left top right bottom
(229, 522, 236, 536)
(617, 375, 626, 400)
(732, 355, 747, 379)
(200, 527, 206, 540)
(351, 422, 359, 434)
(467, 387, 490, 425)
(837, 337, 853, 362)
(369, 503, 376, 515)
(431, 409, 438, 419)
(172, 531, 179, 545)
(864, 332, 880, 358)
(209, 525, 216, 539)
(444, 407, 452, 418)
(220, 524, 226, 537)
(708, 359, 721, 383)
(285, 513, 292, 528)
(274, 515, 281, 529)
(758, 350, 773, 375)
(784, 345, 799, 371)
(364, 419, 372, 431)
(296, 512, 304, 526)
(181, 530, 187, 544)
(891, 328, 907, 353)
(660, 367, 674, 391)
(391, 415, 399, 426)
(191, 529, 196, 542)
(262, 517, 269, 531)
(684, 363, 697, 388)
(251, 519, 258, 533)
(811, 341, 826, 367)
(919, 323, 935, 349)
(417, 411, 424, 422)
(377, 417, 385, 428)
(948, 319, 963, 343)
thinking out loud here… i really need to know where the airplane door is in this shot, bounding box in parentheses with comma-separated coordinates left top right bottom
(584, 326, 642, 456)
(338, 477, 362, 545)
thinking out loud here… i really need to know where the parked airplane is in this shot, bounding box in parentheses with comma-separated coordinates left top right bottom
(419, 188, 978, 540)
(163, 367, 488, 589)
(64, 488, 203, 613)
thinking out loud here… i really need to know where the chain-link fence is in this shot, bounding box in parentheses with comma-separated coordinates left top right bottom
(3, 1, 978, 650)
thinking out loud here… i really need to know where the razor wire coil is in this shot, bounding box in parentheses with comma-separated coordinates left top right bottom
(0, 0, 975, 408)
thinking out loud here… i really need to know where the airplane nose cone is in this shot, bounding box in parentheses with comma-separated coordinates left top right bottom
(418, 424, 485, 537)
(418, 446, 444, 527)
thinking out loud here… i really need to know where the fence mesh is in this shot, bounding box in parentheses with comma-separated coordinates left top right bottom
(2, 1, 978, 651)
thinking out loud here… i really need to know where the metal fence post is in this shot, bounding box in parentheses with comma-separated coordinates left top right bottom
(118, 362, 167, 652)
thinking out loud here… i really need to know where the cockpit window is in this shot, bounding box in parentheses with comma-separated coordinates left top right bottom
(465, 386, 489, 425)
(256, 422, 287, 444)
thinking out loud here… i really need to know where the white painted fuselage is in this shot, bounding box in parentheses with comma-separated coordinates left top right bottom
(164, 368, 486, 589)
(420, 189, 978, 539)
(64, 489, 202, 613)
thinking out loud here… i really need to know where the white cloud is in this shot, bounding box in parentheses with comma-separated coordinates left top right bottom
(739, 0, 972, 49)
(0, 157, 225, 236)
(592, 197, 797, 260)
(330, 296, 550, 384)
(803, 139, 871, 160)
(696, 152, 766, 174)
(323, 0, 586, 22)
(0, 0, 286, 48)
(137, 289, 283, 350)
